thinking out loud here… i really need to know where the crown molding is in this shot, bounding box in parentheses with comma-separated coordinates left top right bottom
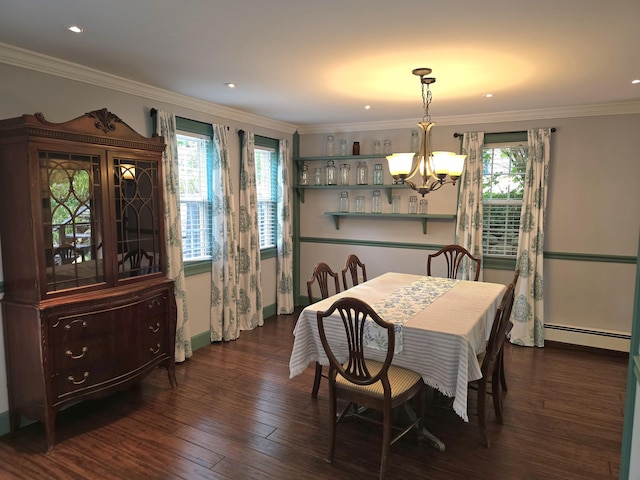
(2, 42, 639, 137)
(296, 100, 640, 134)
(0, 42, 298, 134)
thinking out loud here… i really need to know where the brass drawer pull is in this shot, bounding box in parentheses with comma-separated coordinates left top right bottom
(65, 346, 88, 359)
(64, 319, 87, 330)
(148, 299, 162, 309)
(149, 322, 160, 333)
(67, 372, 89, 385)
(149, 343, 161, 354)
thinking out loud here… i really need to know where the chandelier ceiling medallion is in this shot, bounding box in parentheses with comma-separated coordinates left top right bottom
(386, 68, 466, 197)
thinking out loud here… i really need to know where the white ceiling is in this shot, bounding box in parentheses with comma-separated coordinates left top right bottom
(0, 0, 639, 129)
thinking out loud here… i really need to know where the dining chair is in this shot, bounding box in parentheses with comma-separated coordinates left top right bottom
(53, 244, 80, 265)
(469, 281, 516, 447)
(426, 244, 481, 281)
(118, 248, 154, 276)
(306, 262, 341, 398)
(499, 269, 520, 393)
(316, 296, 425, 480)
(341, 253, 367, 290)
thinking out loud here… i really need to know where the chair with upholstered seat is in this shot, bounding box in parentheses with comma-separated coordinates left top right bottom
(317, 296, 425, 480)
(427, 244, 481, 281)
(341, 253, 367, 290)
(307, 262, 341, 398)
(469, 281, 516, 447)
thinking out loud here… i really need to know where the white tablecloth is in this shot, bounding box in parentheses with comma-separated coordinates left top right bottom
(289, 272, 506, 421)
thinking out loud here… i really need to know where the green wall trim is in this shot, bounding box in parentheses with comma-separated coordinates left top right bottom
(634, 356, 640, 387)
(261, 248, 277, 260)
(190, 331, 211, 352)
(263, 303, 277, 320)
(0, 281, 4, 294)
(0, 411, 9, 437)
(483, 257, 517, 270)
(184, 260, 212, 277)
(543, 251, 637, 264)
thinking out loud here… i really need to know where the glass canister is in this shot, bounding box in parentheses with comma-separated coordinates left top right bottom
(340, 163, 350, 185)
(300, 164, 309, 185)
(372, 190, 382, 214)
(355, 195, 365, 213)
(326, 160, 336, 185)
(419, 198, 428, 214)
(408, 195, 418, 214)
(383, 139, 392, 155)
(326, 135, 335, 156)
(373, 163, 384, 185)
(392, 195, 401, 214)
(339, 139, 348, 156)
(356, 161, 368, 185)
(372, 139, 381, 154)
(314, 167, 322, 185)
(340, 191, 349, 212)
(410, 130, 419, 153)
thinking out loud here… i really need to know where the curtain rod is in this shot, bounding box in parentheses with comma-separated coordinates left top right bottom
(453, 127, 556, 138)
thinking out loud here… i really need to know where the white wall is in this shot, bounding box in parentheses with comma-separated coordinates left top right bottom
(297, 114, 640, 351)
(0, 62, 290, 416)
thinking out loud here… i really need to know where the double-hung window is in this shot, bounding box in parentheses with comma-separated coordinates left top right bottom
(254, 136, 279, 251)
(175, 119, 213, 261)
(482, 137, 528, 258)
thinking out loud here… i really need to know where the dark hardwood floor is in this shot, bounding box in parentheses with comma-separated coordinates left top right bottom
(0, 310, 628, 479)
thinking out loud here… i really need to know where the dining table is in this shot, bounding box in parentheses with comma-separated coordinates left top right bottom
(288, 271, 506, 450)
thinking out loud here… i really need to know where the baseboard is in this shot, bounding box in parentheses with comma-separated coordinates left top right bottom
(544, 323, 631, 352)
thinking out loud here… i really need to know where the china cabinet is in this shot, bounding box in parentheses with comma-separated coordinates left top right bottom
(0, 109, 176, 451)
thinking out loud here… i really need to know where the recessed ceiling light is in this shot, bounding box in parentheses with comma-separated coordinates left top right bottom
(364, 105, 371, 110)
(632, 79, 640, 84)
(65, 25, 84, 34)
(225, 83, 236, 88)
(482, 93, 494, 98)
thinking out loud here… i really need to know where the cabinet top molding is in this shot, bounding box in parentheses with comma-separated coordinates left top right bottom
(0, 108, 166, 153)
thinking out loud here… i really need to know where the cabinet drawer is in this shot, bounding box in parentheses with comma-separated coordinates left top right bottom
(53, 361, 114, 399)
(52, 336, 112, 372)
(49, 309, 114, 344)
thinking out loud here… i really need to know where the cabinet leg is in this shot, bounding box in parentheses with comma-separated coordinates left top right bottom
(166, 361, 177, 388)
(43, 409, 57, 453)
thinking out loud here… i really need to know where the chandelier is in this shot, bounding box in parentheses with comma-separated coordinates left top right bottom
(386, 68, 466, 197)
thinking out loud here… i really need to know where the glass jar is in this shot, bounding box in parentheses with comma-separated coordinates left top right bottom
(372, 139, 381, 154)
(392, 195, 401, 214)
(340, 164, 350, 185)
(300, 164, 309, 185)
(352, 141, 360, 155)
(355, 195, 365, 213)
(356, 161, 368, 185)
(326, 135, 335, 156)
(372, 190, 382, 214)
(373, 164, 384, 185)
(408, 195, 418, 214)
(326, 160, 336, 185)
(419, 198, 428, 214)
(383, 139, 392, 155)
(339, 139, 348, 156)
(314, 167, 322, 185)
(410, 130, 419, 153)
(340, 191, 349, 213)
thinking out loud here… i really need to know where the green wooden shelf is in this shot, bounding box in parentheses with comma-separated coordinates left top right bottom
(295, 154, 390, 162)
(295, 184, 411, 203)
(324, 212, 456, 234)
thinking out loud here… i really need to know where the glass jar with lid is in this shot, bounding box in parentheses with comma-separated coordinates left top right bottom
(299, 164, 309, 185)
(356, 161, 368, 185)
(340, 191, 349, 213)
(408, 195, 418, 214)
(326, 135, 335, 156)
(372, 190, 382, 214)
(373, 164, 384, 185)
(340, 163, 350, 185)
(326, 160, 337, 185)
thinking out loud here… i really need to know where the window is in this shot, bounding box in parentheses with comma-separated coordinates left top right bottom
(176, 130, 212, 260)
(482, 141, 528, 257)
(254, 136, 279, 250)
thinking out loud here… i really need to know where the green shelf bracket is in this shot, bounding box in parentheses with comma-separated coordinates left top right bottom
(330, 214, 340, 230)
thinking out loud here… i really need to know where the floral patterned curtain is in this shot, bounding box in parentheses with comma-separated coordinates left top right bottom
(210, 124, 240, 341)
(156, 110, 192, 362)
(454, 132, 485, 281)
(237, 131, 263, 330)
(277, 139, 294, 314)
(510, 128, 552, 347)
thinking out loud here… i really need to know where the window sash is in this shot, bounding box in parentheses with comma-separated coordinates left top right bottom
(255, 145, 278, 250)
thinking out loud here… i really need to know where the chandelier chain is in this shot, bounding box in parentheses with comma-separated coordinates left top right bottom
(422, 82, 432, 123)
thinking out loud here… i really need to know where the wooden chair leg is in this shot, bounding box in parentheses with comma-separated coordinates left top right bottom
(311, 362, 323, 398)
(493, 369, 505, 424)
(499, 347, 508, 392)
(379, 404, 392, 480)
(477, 381, 490, 447)
(327, 383, 337, 464)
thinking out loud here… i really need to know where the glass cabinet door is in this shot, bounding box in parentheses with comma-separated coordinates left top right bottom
(40, 151, 105, 292)
(113, 157, 162, 279)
